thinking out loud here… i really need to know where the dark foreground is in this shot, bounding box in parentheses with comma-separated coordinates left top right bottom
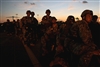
(1, 33, 100, 67)
(0, 33, 34, 67)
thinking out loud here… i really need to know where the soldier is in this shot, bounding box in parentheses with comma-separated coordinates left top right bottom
(40, 17, 59, 67)
(5, 19, 12, 35)
(29, 11, 38, 46)
(89, 15, 100, 49)
(65, 9, 100, 67)
(15, 19, 22, 36)
(21, 10, 32, 46)
(15, 19, 19, 35)
(31, 11, 38, 25)
(59, 15, 75, 46)
(41, 17, 58, 55)
(41, 9, 52, 33)
(41, 9, 52, 25)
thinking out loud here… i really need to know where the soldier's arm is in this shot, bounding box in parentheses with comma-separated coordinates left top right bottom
(79, 23, 95, 46)
(41, 35, 48, 55)
(41, 36, 46, 48)
(19, 19, 22, 29)
(42, 16, 45, 21)
(20, 17, 25, 28)
(70, 23, 78, 38)
(41, 16, 46, 24)
(34, 18, 38, 25)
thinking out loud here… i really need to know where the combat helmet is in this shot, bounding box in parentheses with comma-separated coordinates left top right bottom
(31, 11, 35, 15)
(45, 9, 51, 13)
(81, 9, 93, 18)
(26, 10, 31, 14)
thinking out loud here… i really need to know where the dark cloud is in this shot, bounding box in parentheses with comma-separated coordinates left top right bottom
(24, 1, 35, 5)
(30, 3, 35, 5)
(82, 1, 88, 3)
(24, 2, 28, 4)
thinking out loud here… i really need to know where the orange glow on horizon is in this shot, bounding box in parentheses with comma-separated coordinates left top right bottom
(0, 15, 100, 23)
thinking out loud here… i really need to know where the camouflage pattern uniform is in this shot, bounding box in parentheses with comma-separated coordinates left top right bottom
(21, 16, 32, 45)
(40, 22, 59, 67)
(41, 16, 52, 33)
(30, 17, 38, 44)
(42, 15, 52, 24)
(59, 15, 75, 46)
(59, 22, 72, 45)
(41, 23, 59, 56)
(66, 20, 97, 67)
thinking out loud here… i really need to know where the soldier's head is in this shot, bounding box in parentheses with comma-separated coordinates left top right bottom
(7, 19, 10, 22)
(31, 11, 35, 17)
(92, 15, 98, 22)
(51, 17, 57, 24)
(13, 20, 16, 22)
(17, 19, 20, 22)
(66, 15, 75, 24)
(26, 10, 31, 16)
(81, 9, 93, 23)
(45, 9, 51, 16)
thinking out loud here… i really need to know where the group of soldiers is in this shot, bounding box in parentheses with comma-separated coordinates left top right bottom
(1, 9, 100, 67)
(20, 10, 38, 46)
(39, 9, 100, 67)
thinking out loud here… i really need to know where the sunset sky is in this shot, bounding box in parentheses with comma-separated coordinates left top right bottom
(0, 0, 100, 23)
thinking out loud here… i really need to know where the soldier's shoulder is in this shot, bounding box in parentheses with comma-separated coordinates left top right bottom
(34, 17, 38, 20)
(75, 20, 82, 23)
(42, 15, 46, 18)
(23, 16, 27, 18)
(50, 16, 52, 18)
(21, 16, 27, 19)
(42, 16, 47, 20)
(74, 20, 87, 29)
(71, 20, 82, 28)
(60, 23, 66, 28)
(74, 20, 84, 25)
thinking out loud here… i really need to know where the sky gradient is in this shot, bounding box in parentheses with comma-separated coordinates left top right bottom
(0, 0, 100, 23)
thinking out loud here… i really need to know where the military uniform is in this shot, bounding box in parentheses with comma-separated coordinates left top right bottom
(30, 17, 38, 44)
(59, 22, 73, 46)
(15, 20, 21, 36)
(21, 16, 32, 45)
(65, 20, 97, 67)
(42, 16, 52, 24)
(41, 23, 59, 56)
(59, 15, 75, 46)
(41, 16, 52, 33)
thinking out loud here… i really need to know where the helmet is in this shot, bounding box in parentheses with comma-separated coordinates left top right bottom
(93, 15, 98, 19)
(51, 17, 57, 20)
(68, 15, 75, 20)
(45, 9, 51, 13)
(81, 9, 93, 18)
(92, 15, 98, 22)
(66, 15, 75, 23)
(26, 10, 31, 14)
(31, 11, 35, 15)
